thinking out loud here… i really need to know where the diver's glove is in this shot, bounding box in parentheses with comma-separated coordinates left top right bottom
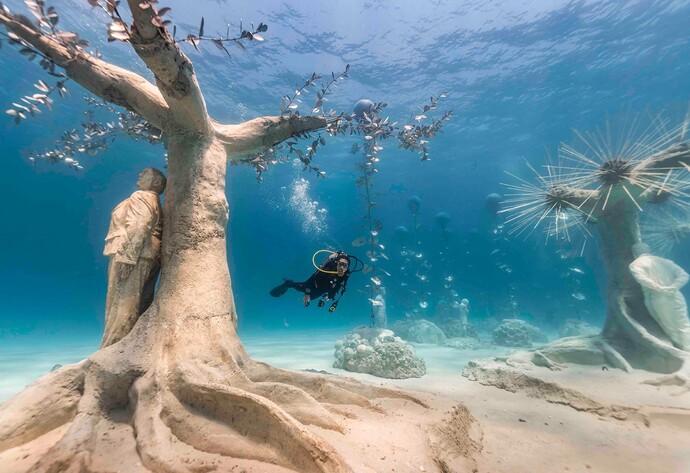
(317, 299, 325, 308)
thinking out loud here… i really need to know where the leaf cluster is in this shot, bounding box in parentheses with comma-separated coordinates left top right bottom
(5, 78, 68, 124)
(281, 65, 350, 116)
(174, 16, 268, 56)
(398, 93, 453, 161)
(24, 0, 91, 49)
(1, 2, 101, 123)
(232, 147, 286, 183)
(26, 96, 162, 169)
(284, 133, 327, 177)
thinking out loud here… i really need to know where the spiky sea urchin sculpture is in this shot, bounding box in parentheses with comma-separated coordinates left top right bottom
(499, 110, 690, 381)
(597, 157, 634, 185)
(501, 158, 594, 243)
(502, 111, 690, 242)
(642, 209, 690, 255)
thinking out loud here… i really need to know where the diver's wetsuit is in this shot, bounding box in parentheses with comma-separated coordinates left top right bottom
(270, 256, 350, 302)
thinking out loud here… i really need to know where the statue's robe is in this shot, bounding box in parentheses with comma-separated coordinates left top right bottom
(101, 190, 162, 348)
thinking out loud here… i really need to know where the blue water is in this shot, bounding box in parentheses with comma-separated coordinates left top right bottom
(2, 0, 690, 381)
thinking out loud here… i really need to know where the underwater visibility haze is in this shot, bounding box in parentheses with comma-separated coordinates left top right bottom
(1, 1, 690, 472)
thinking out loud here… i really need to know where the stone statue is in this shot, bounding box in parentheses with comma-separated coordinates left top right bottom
(629, 243, 690, 351)
(101, 168, 166, 348)
(372, 288, 387, 329)
(458, 298, 470, 328)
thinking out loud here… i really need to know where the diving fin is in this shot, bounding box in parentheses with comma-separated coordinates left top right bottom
(269, 279, 293, 297)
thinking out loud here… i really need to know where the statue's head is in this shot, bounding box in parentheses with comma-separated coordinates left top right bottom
(137, 168, 166, 194)
(631, 242, 651, 258)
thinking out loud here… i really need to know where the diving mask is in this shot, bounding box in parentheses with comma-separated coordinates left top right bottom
(336, 259, 349, 277)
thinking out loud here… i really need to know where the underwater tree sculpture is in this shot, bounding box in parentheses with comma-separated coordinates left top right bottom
(502, 116, 690, 384)
(0, 3, 463, 472)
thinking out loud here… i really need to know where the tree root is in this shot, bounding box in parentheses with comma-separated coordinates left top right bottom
(1, 347, 443, 472)
(244, 360, 428, 408)
(522, 295, 690, 378)
(462, 359, 640, 420)
(171, 376, 351, 472)
(643, 358, 690, 395)
(0, 362, 85, 452)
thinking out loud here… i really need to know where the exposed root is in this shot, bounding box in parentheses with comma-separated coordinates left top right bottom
(247, 381, 345, 432)
(244, 360, 427, 408)
(1, 332, 450, 473)
(27, 375, 104, 473)
(532, 351, 564, 371)
(598, 339, 633, 373)
(131, 375, 225, 473)
(522, 336, 612, 369)
(463, 359, 639, 421)
(643, 358, 690, 395)
(0, 362, 85, 452)
(172, 377, 352, 473)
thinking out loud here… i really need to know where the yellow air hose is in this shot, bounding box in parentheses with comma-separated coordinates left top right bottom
(312, 249, 339, 274)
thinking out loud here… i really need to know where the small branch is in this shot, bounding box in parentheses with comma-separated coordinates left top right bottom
(633, 142, 690, 175)
(398, 93, 453, 161)
(281, 65, 349, 117)
(174, 17, 268, 57)
(0, 7, 170, 129)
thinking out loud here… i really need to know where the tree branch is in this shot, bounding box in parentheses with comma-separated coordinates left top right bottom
(213, 115, 328, 159)
(632, 142, 690, 174)
(0, 9, 170, 130)
(546, 185, 600, 216)
(126, 0, 209, 133)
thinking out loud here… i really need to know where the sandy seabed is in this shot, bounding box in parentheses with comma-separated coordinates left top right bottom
(1, 328, 689, 473)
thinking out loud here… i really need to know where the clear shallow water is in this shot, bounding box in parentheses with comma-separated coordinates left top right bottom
(1, 0, 690, 386)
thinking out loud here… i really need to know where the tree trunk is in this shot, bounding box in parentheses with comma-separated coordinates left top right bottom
(1, 135, 457, 473)
(598, 207, 659, 338)
(596, 203, 684, 373)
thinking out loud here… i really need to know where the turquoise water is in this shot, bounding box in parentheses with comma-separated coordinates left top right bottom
(2, 0, 690, 397)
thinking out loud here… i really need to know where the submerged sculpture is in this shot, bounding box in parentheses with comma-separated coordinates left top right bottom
(372, 288, 387, 328)
(629, 243, 690, 351)
(500, 116, 690, 384)
(458, 298, 470, 329)
(333, 326, 426, 379)
(102, 168, 165, 348)
(0, 3, 459, 471)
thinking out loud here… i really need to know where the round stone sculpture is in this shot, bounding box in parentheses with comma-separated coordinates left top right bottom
(333, 326, 426, 379)
(393, 319, 446, 344)
(439, 319, 478, 339)
(492, 319, 533, 348)
(558, 319, 599, 338)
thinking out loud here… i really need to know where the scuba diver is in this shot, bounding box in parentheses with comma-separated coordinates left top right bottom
(270, 250, 363, 312)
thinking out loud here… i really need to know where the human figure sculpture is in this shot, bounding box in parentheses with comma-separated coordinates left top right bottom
(101, 168, 166, 348)
(629, 243, 690, 351)
(458, 298, 470, 328)
(372, 288, 387, 329)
